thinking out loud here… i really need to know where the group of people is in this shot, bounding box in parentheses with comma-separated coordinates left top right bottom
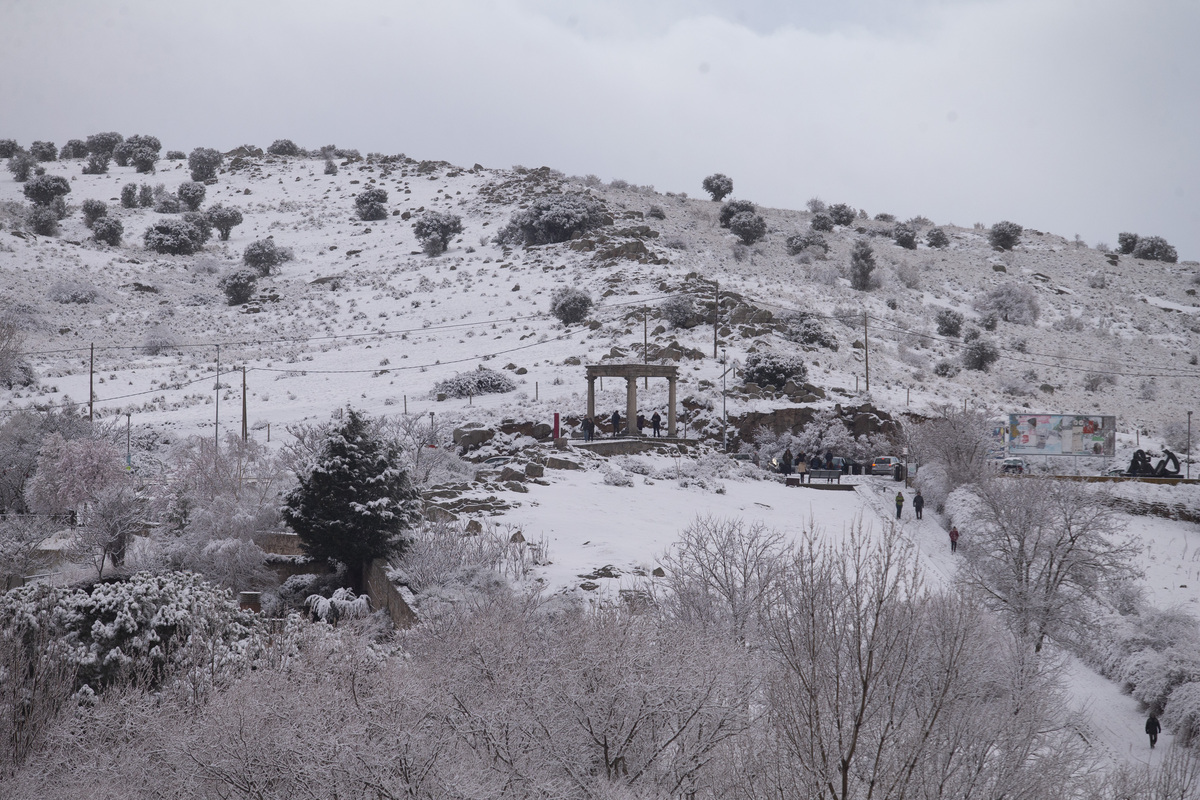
(893, 491, 961, 552)
(775, 449, 841, 482)
(579, 410, 664, 441)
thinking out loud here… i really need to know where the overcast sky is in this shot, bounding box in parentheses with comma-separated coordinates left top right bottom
(3, 0, 1196, 260)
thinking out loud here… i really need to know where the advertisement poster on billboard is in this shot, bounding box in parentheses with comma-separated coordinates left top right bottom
(1007, 414, 1116, 457)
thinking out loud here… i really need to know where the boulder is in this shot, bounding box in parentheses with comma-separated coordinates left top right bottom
(546, 456, 581, 470)
(457, 428, 495, 451)
(525, 463, 545, 478)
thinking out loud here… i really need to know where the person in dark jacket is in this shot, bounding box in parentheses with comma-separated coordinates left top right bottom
(651, 411, 662, 437)
(949, 526, 960, 552)
(636, 413, 646, 435)
(1147, 713, 1162, 748)
(780, 448, 794, 476)
(611, 410, 621, 438)
(581, 416, 594, 442)
(895, 492, 904, 520)
(913, 491, 925, 520)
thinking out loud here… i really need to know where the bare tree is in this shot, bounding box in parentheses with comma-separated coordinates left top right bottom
(68, 485, 144, 579)
(0, 314, 27, 389)
(0, 514, 57, 588)
(953, 478, 1140, 652)
(906, 402, 996, 510)
(383, 413, 471, 488)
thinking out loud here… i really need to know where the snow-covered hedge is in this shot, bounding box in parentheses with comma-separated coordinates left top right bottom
(495, 194, 607, 246)
(742, 350, 807, 389)
(435, 367, 516, 398)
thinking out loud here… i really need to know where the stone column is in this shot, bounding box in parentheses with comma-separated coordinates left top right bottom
(667, 376, 677, 437)
(586, 376, 596, 419)
(626, 377, 638, 437)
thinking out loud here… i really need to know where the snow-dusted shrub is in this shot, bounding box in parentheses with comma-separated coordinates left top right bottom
(602, 465, 634, 487)
(1117, 232, 1139, 254)
(205, 203, 243, 240)
(60, 139, 88, 159)
(22, 174, 70, 206)
(91, 217, 123, 246)
(80, 198, 107, 227)
(660, 294, 695, 328)
(7, 151, 35, 181)
(495, 193, 607, 246)
(413, 210, 463, 255)
(306, 587, 371, 624)
(810, 212, 834, 232)
(323, 158, 338, 175)
(131, 146, 158, 174)
(935, 308, 964, 336)
(892, 222, 917, 249)
(218, 269, 258, 305)
(549, 286, 593, 325)
(1132, 235, 1178, 263)
(85, 131, 122, 157)
(177, 181, 206, 211)
(0, 571, 257, 693)
(153, 192, 182, 214)
(783, 312, 838, 351)
(182, 211, 213, 245)
(894, 262, 921, 289)
(141, 326, 176, 355)
(354, 187, 388, 221)
(988, 220, 1022, 250)
(29, 141, 56, 161)
(1166, 682, 1200, 744)
(743, 350, 807, 389)
(242, 237, 293, 276)
(436, 367, 516, 398)
(729, 211, 767, 245)
(164, 149, 185, 160)
(701, 173, 733, 201)
(187, 147, 223, 181)
(48, 279, 99, 304)
(267, 138, 301, 156)
(1082, 372, 1118, 392)
(138, 184, 153, 207)
(25, 205, 58, 236)
(794, 406, 854, 458)
(0, 139, 17, 158)
(718, 199, 755, 228)
(647, 204, 666, 220)
(828, 203, 856, 226)
(962, 337, 1000, 371)
(143, 218, 206, 255)
(786, 230, 828, 254)
(120, 183, 137, 208)
(849, 239, 877, 291)
(974, 283, 1039, 324)
(926, 227, 949, 248)
(1052, 315, 1087, 332)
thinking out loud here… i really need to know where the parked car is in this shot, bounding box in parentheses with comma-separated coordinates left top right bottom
(870, 456, 901, 475)
(1001, 457, 1026, 474)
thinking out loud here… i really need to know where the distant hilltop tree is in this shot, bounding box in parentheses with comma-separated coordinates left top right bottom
(177, 181, 206, 211)
(188, 147, 223, 182)
(7, 150, 36, 181)
(29, 141, 57, 162)
(23, 174, 70, 206)
(849, 239, 877, 291)
(0, 139, 18, 158)
(729, 211, 767, 245)
(354, 188, 388, 221)
(988, 220, 1022, 251)
(243, 237, 293, 276)
(702, 173, 733, 201)
(205, 204, 244, 240)
(413, 211, 463, 256)
(495, 194, 608, 246)
(926, 227, 949, 249)
(828, 203, 856, 226)
(718, 199, 755, 228)
(892, 222, 917, 250)
(1119, 232, 1177, 263)
(267, 139, 301, 156)
(85, 132, 123, 158)
(61, 139, 89, 159)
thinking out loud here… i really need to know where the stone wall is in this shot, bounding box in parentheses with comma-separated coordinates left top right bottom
(365, 558, 418, 629)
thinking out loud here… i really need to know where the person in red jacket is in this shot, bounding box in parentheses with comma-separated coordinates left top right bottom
(949, 526, 960, 553)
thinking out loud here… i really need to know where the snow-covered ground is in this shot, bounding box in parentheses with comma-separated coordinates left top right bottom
(4, 146, 1200, 773)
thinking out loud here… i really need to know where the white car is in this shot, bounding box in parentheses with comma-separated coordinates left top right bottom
(870, 456, 900, 475)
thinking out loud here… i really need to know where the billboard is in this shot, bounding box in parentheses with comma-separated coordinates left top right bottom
(1007, 414, 1116, 457)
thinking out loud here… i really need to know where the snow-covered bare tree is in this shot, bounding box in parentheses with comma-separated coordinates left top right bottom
(906, 402, 995, 510)
(382, 413, 470, 488)
(951, 478, 1140, 652)
(0, 514, 57, 589)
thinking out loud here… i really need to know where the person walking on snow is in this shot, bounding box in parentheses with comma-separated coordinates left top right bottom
(949, 526, 960, 553)
(651, 411, 662, 437)
(895, 492, 904, 520)
(581, 416, 594, 442)
(1147, 713, 1162, 748)
(780, 448, 794, 476)
(913, 491, 925, 520)
(611, 410, 621, 438)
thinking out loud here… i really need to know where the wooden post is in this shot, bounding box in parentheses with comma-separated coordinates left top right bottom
(535, 382, 539, 401)
(215, 344, 220, 453)
(644, 310, 648, 388)
(88, 343, 94, 423)
(267, 422, 271, 442)
(404, 395, 407, 414)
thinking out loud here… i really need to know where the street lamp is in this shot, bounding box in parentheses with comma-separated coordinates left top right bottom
(721, 349, 728, 452)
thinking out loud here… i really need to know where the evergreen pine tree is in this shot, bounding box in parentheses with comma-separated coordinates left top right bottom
(282, 408, 421, 592)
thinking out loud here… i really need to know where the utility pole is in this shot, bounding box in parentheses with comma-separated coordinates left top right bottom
(863, 313, 870, 393)
(721, 348, 728, 453)
(89, 343, 94, 423)
(1189, 411, 1193, 480)
(713, 282, 719, 359)
(644, 309, 648, 388)
(215, 344, 220, 455)
(241, 366, 248, 442)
